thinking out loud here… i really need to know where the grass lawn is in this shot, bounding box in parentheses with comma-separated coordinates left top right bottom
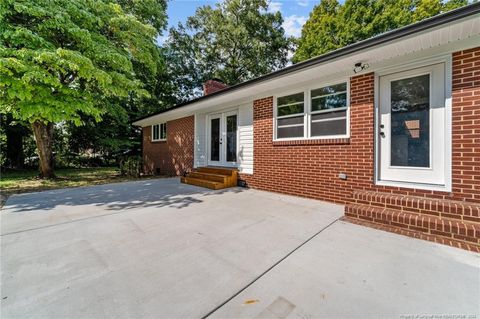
(1, 167, 152, 202)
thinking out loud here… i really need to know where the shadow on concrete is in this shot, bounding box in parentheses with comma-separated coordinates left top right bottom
(3, 178, 245, 213)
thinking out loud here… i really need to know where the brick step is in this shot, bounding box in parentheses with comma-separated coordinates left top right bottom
(187, 172, 228, 183)
(345, 203, 480, 247)
(352, 190, 480, 223)
(180, 177, 226, 190)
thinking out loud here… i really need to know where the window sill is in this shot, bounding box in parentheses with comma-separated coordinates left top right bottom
(151, 139, 167, 143)
(272, 138, 350, 146)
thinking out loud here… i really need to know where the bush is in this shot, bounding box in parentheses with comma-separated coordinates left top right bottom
(119, 156, 141, 177)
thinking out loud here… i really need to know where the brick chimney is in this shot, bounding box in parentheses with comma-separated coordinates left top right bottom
(203, 79, 228, 96)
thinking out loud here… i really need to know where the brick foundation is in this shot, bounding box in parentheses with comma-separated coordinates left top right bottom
(142, 115, 194, 176)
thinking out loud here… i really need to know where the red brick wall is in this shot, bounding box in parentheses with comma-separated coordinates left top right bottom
(239, 74, 375, 203)
(452, 48, 480, 202)
(240, 48, 480, 204)
(143, 115, 194, 176)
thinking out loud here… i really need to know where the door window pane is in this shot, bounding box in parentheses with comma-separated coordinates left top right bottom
(391, 74, 430, 167)
(226, 115, 237, 162)
(210, 118, 220, 161)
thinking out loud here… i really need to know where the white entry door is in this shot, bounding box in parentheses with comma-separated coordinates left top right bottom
(207, 111, 238, 167)
(378, 63, 446, 186)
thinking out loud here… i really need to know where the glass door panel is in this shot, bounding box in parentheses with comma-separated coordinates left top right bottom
(226, 114, 237, 163)
(390, 74, 430, 168)
(210, 117, 220, 162)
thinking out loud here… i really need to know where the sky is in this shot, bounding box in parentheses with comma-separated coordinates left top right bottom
(164, 0, 320, 40)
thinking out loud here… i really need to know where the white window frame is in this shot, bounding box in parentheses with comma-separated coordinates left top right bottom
(151, 122, 167, 141)
(273, 79, 350, 141)
(275, 91, 306, 139)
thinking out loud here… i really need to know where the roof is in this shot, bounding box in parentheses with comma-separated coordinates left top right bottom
(133, 2, 480, 125)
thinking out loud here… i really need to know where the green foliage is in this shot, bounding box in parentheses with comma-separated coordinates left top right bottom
(293, 0, 469, 63)
(66, 100, 135, 160)
(119, 155, 141, 177)
(165, 0, 293, 100)
(0, 0, 160, 126)
(116, 0, 168, 34)
(0, 120, 6, 167)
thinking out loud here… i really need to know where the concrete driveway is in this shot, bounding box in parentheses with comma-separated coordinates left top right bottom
(1, 178, 479, 318)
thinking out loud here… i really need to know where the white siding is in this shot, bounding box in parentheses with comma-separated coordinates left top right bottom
(194, 113, 207, 167)
(238, 103, 253, 174)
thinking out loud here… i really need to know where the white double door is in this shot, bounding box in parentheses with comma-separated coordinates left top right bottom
(378, 63, 447, 186)
(207, 110, 238, 167)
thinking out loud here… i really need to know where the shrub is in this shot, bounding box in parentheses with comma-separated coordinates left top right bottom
(119, 156, 141, 178)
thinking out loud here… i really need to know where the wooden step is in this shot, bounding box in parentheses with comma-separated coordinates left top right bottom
(196, 167, 237, 176)
(188, 172, 228, 183)
(181, 167, 239, 190)
(180, 177, 226, 190)
(352, 190, 480, 223)
(345, 203, 480, 247)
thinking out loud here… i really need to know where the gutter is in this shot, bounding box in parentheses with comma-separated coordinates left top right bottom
(132, 2, 480, 125)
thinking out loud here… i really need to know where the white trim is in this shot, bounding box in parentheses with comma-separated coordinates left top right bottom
(193, 113, 198, 168)
(311, 116, 347, 123)
(277, 123, 304, 128)
(375, 179, 452, 192)
(273, 78, 351, 141)
(277, 113, 304, 119)
(374, 54, 452, 192)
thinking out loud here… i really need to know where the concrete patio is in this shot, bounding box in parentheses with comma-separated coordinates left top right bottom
(1, 178, 479, 318)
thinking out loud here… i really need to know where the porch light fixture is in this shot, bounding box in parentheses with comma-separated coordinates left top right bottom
(353, 62, 369, 74)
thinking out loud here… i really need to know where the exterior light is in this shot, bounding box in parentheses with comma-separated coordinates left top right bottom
(353, 62, 369, 74)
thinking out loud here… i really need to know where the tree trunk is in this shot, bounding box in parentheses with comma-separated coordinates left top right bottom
(31, 121, 55, 179)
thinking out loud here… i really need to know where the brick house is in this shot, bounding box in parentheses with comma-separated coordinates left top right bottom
(133, 5, 480, 251)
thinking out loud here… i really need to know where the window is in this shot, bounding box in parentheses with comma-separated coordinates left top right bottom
(152, 123, 167, 141)
(310, 83, 348, 137)
(276, 92, 305, 139)
(274, 81, 348, 140)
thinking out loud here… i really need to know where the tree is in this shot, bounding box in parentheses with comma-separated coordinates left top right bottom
(0, 0, 160, 178)
(293, 0, 468, 63)
(291, 0, 342, 63)
(63, 0, 171, 164)
(165, 0, 293, 100)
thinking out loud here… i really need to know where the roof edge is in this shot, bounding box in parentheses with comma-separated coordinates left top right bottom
(133, 2, 480, 125)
